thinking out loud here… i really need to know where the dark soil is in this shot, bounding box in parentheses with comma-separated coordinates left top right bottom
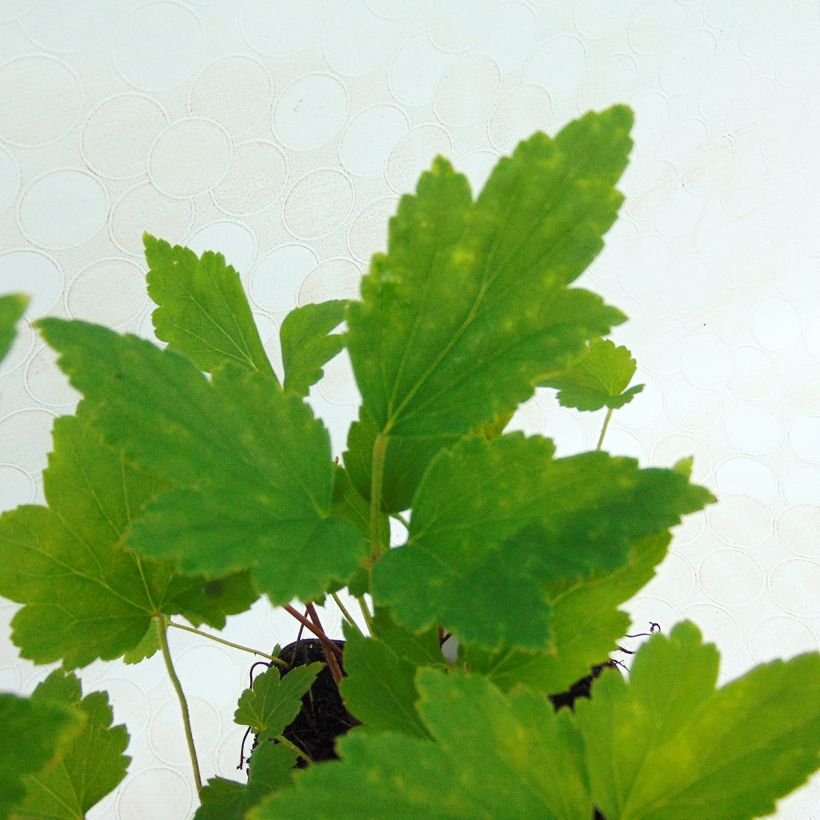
(275, 638, 356, 766)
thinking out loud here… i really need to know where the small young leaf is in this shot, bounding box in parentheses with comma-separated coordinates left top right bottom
(0, 692, 83, 819)
(253, 670, 590, 818)
(346, 107, 634, 510)
(575, 622, 820, 820)
(280, 300, 347, 396)
(37, 320, 366, 604)
(235, 663, 323, 737)
(0, 411, 257, 668)
(0, 293, 27, 364)
(340, 625, 431, 739)
(196, 743, 295, 820)
(145, 234, 276, 378)
(17, 670, 129, 819)
(540, 337, 645, 411)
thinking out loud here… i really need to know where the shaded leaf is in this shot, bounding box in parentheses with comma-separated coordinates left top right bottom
(196, 743, 295, 820)
(346, 107, 634, 510)
(0, 411, 257, 668)
(17, 670, 129, 819)
(0, 293, 27, 364)
(370, 607, 444, 668)
(540, 337, 644, 411)
(373, 434, 713, 650)
(280, 300, 347, 396)
(340, 625, 431, 739)
(0, 693, 82, 819)
(235, 664, 323, 737)
(37, 320, 366, 604)
(576, 622, 820, 820)
(254, 670, 590, 818)
(145, 234, 275, 378)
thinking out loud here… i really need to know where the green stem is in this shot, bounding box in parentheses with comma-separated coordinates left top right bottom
(331, 592, 363, 636)
(596, 407, 614, 451)
(167, 621, 288, 669)
(275, 734, 312, 766)
(156, 616, 202, 793)
(369, 433, 389, 564)
(357, 596, 374, 633)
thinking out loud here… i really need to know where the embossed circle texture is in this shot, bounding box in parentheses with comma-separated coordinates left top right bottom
(283, 169, 354, 239)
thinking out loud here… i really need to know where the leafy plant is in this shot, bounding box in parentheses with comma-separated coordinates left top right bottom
(0, 106, 818, 819)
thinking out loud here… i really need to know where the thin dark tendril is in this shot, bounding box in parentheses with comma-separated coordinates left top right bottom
(611, 658, 629, 672)
(238, 725, 252, 771)
(249, 660, 271, 688)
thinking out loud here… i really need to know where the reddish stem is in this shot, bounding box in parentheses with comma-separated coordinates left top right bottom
(306, 603, 343, 686)
(283, 605, 344, 660)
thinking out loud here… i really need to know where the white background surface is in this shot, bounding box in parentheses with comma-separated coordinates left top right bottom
(1, 1, 819, 817)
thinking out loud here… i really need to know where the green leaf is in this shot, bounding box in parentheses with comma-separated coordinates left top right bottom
(145, 234, 275, 378)
(253, 669, 590, 818)
(0, 692, 83, 820)
(196, 743, 295, 820)
(0, 410, 257, 668)
(122, 618, 161, 664)
(370, 607, 444, 668)
(280, 300, 347, 396)
(346, 107, 634, 510)
(340, 625, 431, 739)
(461, 532, 670, 695)
(540, 337, 645, 411)
(373, 434, 713, 650)
(17, 670, 129, 819)
(235, 664, 323, 737)
(37, 320, 366, 604)
(575, 621, 820, 820)
(0, 293, 27, 364)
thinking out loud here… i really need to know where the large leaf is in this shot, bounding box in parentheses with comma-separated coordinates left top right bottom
(196, 743, 295, 820)
(540, 337, 644, 411)
(17, 670, 129, 819)
(253, 669, 590, 818)
(37, 320, 366, 604)
(575, 621, 820, 820)
(0, 411, 257, 668)
(346, 106, 634, 510)
(0, 293, 27, 363)
(339, 625, 431, 739)
(373, 434, 713, 650)
(0, 692, 83, 819)
(235, 663, 323, 737)
(145, 234, 275, 378)
(280, 300, 347, 396)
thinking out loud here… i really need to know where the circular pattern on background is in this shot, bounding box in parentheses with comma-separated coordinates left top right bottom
(727, 346, 778, 400)
(150, 696, 221, 766)
(427, 0, 496, 52)
(707, 495, 772, 548)
(664, 379, 721, 431)
(660, 29, 716, 95)
(749, 615, 818, 663)
(241, 0, 323, 57)
(0, 55, 82, 146)
(776, 505, 820, 559)
(81, 94, 168, 180)
(25, 345, 79, 406)
(784, 363, 820, 413)
(340, 105, 409, 178)
(324, 0, 399, 77)
(212, 141, 288, 216)
(0, 464, 35, 514)
(578, 53, 638, 112)
(317, 350, 359, 406)
(805, 317, 820, 361)
(698, 548, 765, 606)
(189, 55, 272, 136)
(0, 1, 38, 22)
(680, 602, 742, 661)
(652, 433, 713, 482)
(149, 118, 231, 198)
(769, 559, 820, 617)
(715, 457, 777, 503)
(0, 145, 20, 214)
(110, 182, 193, 255)
(679, 331, 732, 388)
(489, 85, 550, 153)
(387, 124, 453, 193)
(478, 3, 535, 73)
(18, 169, 108, 250)
(525, 35, 586, 100)
(389, 33, 454, 107)
(118, 767, 192, 820)
(434, 55, 502, 127)
(0, 409, 57, 474)
(782, 466, 820, 505)
(456, 149, 498, 194)
(283, 169, 354, 239)
(299, 258, 362, 305)
(176, 644, 242, 701)
(273, 73, 348, 151)
(19, 0, 112, 53)
(348, 196, 399, 262)
(750, 296, 800, 352)
(724, 403, 782, 454)
(0, 250, 63, 318)
(0, 316, 33, 375)
(789, 415, 820, 464)
(251, 244, 318, 313)
(66, 257, 147, 328)
(113, 2, 204, 91)
(187, 222, 256, 276)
